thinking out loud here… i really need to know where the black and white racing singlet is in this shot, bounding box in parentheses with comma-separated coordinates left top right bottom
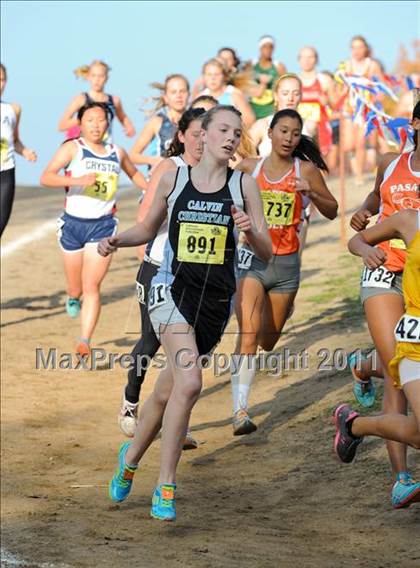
(152, 165, 244, 300)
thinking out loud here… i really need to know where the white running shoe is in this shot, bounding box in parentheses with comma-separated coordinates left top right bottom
(118, 397, 138, 437)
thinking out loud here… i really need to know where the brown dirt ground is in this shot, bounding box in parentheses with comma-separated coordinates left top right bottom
(1, 178, 419, 568)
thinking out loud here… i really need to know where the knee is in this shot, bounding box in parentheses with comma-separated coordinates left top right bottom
(82, 283, 100, 296)
(239, 332, 258, 354)
(154, 387, 171, 408)
(174, 375, 202, 403)
(410, 432, 420, 450)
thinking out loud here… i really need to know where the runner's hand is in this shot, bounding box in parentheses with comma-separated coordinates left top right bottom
(23, 148, 37, 162)
(98, 236, 119, 257)
(350, 209, 372, 231)
(124, 124, 136, 137)
(78, 173, 97, 187)
(294, 177, 312, 197)
(231, 205, 251, 232)
(362, 246, 387, 270)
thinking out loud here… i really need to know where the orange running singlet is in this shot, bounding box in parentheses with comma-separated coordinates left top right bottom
(252, 158, 306, 255)
(377, 152, 420, 272)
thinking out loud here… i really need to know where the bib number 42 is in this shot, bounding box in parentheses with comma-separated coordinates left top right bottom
(394, 315, 420, 343)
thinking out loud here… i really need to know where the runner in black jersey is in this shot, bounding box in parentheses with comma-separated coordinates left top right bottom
(99, 105, 271, 522)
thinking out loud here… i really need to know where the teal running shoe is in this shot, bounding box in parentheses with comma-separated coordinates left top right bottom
(108, 442, 137, 502)
(66, 297, 81, 318)
(348, 352, 376, 408)
(391, 472, 420, 509)
(151, 483, 176, 521)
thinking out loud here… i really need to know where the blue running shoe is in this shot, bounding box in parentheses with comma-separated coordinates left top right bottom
(151, 483, 176, 521)
(66, 297, 81, 318)
(348, 352, 376, 408)
(108, 442, 137, 502)
(391, 472, 420, 509)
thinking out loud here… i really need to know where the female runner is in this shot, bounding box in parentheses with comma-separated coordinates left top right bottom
(1, 63, 37, 236)
(231, 109, 337, 435)
(119, 108, 206, 453)
(200, 58, 255, 127)
(345, 101, 420, 506)
(341, 36, 384, 184)
(128, 74, 189, 172)
(250, 73, 302, 157)
(99, 106, 271, 521)
(58, 60, 135, 141)
(334, 207, 420, 509)
(41, 102, 146, 355)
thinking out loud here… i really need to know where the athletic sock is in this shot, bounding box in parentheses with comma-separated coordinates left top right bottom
(231, 354, 257, 414)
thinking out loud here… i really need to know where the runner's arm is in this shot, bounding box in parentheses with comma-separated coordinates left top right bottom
(128, 116, 163, 167)
(12, 104, 37, 161)
(350, 152, 398, 231)
(119, 148, 147, 190)
(113, 95, 135, 137)
(348, 209, 415, 269)
(40, 142, 95, 188)
(299, 163, 338, 220)
(239, 173, 272, 261)
(98, 171, 174, 255)
(57, 94, 86, 132)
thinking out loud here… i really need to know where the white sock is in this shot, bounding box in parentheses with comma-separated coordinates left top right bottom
(231, 354, 257, 414)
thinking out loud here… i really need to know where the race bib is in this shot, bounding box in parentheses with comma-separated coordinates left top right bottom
(177, 222, 227, 265)
(251, 89, 274, 107)
(298, 102, 321, 123)
(238, 247, 254, 270)
(136, 282, 146, 305)
(261, 191, 295, 226)
(361, 266, 395, 289)
(0, 138, 8, 163)
(84, 173, 118, 201)
(394, 315, 420, 344)
(149, 283, 167, 309)
(390, 239, 406, 251)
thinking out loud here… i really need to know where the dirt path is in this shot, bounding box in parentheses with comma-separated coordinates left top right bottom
(1, 180, 419, 568)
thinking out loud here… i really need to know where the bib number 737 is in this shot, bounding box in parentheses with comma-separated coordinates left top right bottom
(394, 315, 420, 343)
(361, 266, 395, 289)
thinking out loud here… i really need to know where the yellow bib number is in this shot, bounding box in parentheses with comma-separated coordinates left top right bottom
(0, 138, 9, 164)
(84, 173, 118, 201)
(251, 89, 274, 107)
(298, 102, 321, 123)
(262, 191, 295, 226)
(177, 222, 227, 265)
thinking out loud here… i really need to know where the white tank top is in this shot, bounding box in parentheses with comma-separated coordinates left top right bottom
(144, 155, 185, 265)
(1, 102, 16, 172)
(64, 138, 121, 219)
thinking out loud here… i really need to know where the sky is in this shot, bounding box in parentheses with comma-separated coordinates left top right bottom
(1, 0, 418, 185)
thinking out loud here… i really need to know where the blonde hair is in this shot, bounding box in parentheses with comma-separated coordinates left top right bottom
(273, 73, 303, 94)
(143, 74, 190, 116)
(74, 60, 111, 80)
(203, 58, 253, 93)
(237, 126, 258, 159)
